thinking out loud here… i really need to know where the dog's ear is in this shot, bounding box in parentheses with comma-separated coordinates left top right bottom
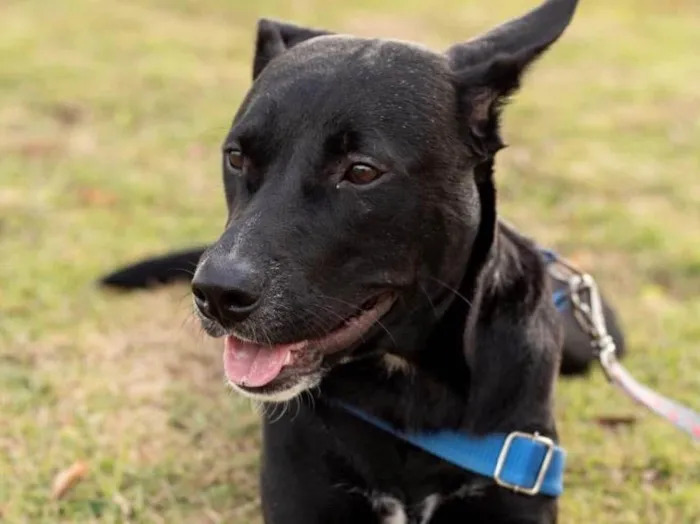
(253, 19, 332, 79)
(445, 0, 578, 157)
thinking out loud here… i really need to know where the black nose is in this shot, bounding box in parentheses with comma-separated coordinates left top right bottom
(191, 257, 263, 325)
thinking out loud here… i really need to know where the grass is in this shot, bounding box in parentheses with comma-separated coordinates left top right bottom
(1, 0, 699, 522)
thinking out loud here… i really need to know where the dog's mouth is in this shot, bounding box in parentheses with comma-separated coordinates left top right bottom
(223, 292, 396, 391)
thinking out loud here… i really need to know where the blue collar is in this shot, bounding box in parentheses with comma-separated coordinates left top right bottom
(339, 403, 566, 497)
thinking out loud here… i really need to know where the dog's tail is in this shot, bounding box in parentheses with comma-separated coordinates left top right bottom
(98, 246, 207, 290)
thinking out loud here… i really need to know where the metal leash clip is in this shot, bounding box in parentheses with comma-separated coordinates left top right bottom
(565, 269, 618, 378)
(542, 249, 700, 442)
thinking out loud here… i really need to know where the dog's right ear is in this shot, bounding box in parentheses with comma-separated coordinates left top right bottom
(445, 0, 578, 158)
(253, 19, 332, 79)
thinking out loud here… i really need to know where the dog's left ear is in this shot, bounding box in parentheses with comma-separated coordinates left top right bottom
(253, 19, 332, 79)
(446, 0, 579, 157)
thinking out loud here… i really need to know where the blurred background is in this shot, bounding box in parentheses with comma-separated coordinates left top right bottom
(1, 0, 699, 522)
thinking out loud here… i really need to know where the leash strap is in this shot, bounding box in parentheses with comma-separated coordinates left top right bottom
(339, 402, 566, 497)
(540, 248, 700, 441)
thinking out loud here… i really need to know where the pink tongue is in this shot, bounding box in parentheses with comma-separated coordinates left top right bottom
(223, 336, 298, 388)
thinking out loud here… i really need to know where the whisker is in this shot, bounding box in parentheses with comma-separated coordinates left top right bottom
(418, 281, 440, 319)
(268, 400, 287, 424)
(305, 388, 315, 414)
(311, 294, 398, 349)
(310, 301, 378, 345)
(426, 275, 473, 308)
(292, 394, 302, 422)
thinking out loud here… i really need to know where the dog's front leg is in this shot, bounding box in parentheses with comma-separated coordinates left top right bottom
(259, 416, 381, 524)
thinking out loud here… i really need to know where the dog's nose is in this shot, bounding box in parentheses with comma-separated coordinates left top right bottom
(191, 257, 263, 325)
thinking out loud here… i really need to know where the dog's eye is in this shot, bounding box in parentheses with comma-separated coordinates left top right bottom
(343, 163, 382, 185)
(226, 149, 246, 172)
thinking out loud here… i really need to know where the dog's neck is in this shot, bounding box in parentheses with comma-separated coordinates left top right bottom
(428, 160, 499, 341)
(400, 160, 500, 379)
(321, 154, 559, 437)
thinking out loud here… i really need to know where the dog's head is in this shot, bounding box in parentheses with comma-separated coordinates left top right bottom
(192, 0, 578, 401)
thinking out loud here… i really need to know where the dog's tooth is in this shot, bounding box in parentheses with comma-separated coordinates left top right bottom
(284, 351, 292, 365)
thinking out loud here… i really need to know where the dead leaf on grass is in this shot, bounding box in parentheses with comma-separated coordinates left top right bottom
(76, 187, 119, 207)
(51, 460, 88, 500)
(593, 414, 638, 430)
(47, 102, 86, 127)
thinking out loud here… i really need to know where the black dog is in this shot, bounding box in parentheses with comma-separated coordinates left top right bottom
(101, 0, 629, 521)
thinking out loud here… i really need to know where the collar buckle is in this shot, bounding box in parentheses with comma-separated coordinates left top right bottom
(494, 431, 556, 496)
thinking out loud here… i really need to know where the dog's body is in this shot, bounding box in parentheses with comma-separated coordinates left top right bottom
(100, 1, 629, 521)
(260, 221, 563, 524)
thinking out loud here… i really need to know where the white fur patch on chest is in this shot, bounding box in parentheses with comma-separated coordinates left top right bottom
(373, 495, 408, 524)
(372, 493, 443, 524)
(381, 353, 413, 375)
(418, 494, 441, 524)
(369, 483, 487, 523)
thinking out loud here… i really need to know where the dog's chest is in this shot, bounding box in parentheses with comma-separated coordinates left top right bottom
(370, 483, 486, 524)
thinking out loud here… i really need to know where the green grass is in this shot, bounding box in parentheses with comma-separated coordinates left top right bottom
(1, 0, 699, 522)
